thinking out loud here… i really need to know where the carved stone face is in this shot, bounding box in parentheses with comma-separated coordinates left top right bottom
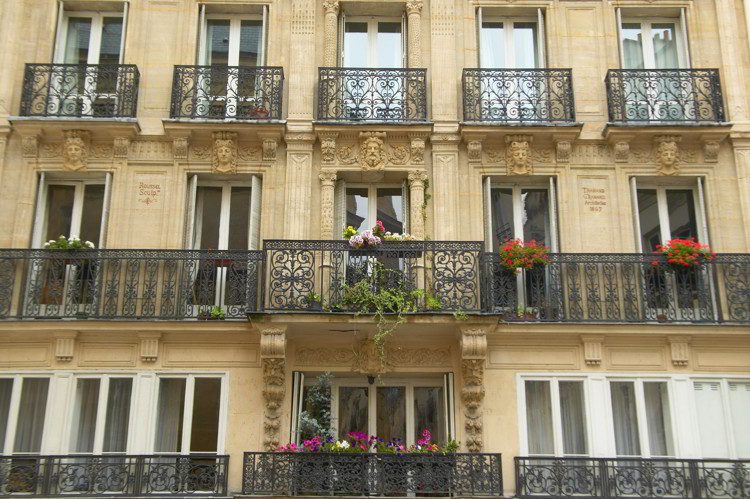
(63, 137, 86, 171)
(360, 137, 385, 171)
(506, 139, 531, 174)
(213, 139, 236, 173)
(656, 140, 679, 175)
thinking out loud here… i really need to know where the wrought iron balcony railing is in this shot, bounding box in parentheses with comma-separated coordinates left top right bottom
(606, 69, 725, 123)
(515, 456, 749, 499)
(0, 454, 228, 497)
(170, 65, 284, 120)
(20, 64, 140, 118)
(317, 67, 428, 123)
(243, 452, 502, 496)
(462, 69, 576, 123)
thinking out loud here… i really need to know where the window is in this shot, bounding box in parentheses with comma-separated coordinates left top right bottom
(69, 377, 133, 453)
(345, 185, 406, 235)
(609, 380, 673, 457)
(620, 19, 687, 70)
(478, 17, 541, 69)
(154, 376, 224, 454)
(0, 377, 50, 454)
(693, 381, 750, 459)
(522, 379, 588, 456)
(342, 18, 404, 68)
(633, 182, 706, 252)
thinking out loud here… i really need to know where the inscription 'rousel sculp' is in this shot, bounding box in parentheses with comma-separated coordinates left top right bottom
(138, 181, 162, 206)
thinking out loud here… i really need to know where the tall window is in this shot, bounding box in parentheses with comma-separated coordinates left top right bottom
(486, 182, 557, 252)
(55, 12, 124, 65)
(523, 379, 588, 456)
(620, 19, 686, 70)
(633, 182, 707, 252)
(192, 183, 253, 251)
(0, 377, 50, 454)
(479, 18, 539, 69)
(69, 377, 133, 453)
(609, 380, 674, 457)
(345, 185, 406, 235)
(342, 18, 403, 68)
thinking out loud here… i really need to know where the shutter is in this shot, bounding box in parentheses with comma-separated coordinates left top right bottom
(680, 8, 691, 68)
(483, 176, 492, 252)
(338, 13, 346, 67)
(696, 177, 710, 245)
(615, 8, 624, 68)
(536, 8, 546, 68)
(98, 172, 113, 248)
(401, 12, 407, 68)
(31, 172, 48, 248)
(184, 175, 199, 249)
(290, 372, 305, 444)
(53, 1, 66, 63)
(119, 1, 129, 64)
(476, 7, 482, 67)
(630, 177, 643, 252)
(548, 176, 559, 252)
(401, 179, 410, 234)
(249, 175, 262, 249)
(261, 5, 269, 65)
(334, 179, 347, 238)
(197, 4, 207, 64)
(443, 373, 456, 442)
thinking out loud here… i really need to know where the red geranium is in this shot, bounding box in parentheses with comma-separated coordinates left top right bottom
(499, 239, 550, 271)
(651, 238, 716, 268)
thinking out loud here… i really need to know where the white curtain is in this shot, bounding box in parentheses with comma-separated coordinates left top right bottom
(610, 382, 641, 456)
(70, 379, 100, 452)
(480, 22, 504, 68)
(525, 381, 554, 454)
(729, 382, 750, 458)
(0, 379, 13, 451)
(559, 381, 587, 455)
(154, 379, 186, 453)
(13, 378, 50, 453)
(644, 382, 673, 456)
(103, 378, 133, 453)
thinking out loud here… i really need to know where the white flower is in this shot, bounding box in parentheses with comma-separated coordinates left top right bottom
(85, 241, 94, 248)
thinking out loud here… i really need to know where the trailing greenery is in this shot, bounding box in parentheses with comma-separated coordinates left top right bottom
(452, 309, 468, 321)
(298, 372, 333, 441)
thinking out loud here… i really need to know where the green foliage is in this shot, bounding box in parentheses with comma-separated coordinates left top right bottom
(210, 306, 225, 320)
(298, 372, 333, 441)
(452, 309, 468, 321)
(44, 235, 95, 250)
(425, 292, 443, 311)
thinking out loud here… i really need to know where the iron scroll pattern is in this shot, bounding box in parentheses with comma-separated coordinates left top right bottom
(0, 454, 228, 497)
(243, 452, 502, 496)
(605, 69, 725, 123)
(20, 64, 140, 118)
(317, 67, 428, 123)
(515, 457, 750, 499)
(170, 65, 284, 120)
(262, 240, 483, 313)
(462, 69, 576, 123)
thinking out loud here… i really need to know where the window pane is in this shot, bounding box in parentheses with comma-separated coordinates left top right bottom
(610, 381, 641, 456)
(693, 382, 729, 457)
(227, 187, 251, 250)
(99, 18, 123, 65)
(70, 379, 100, 453)
(521, 189, 550, 245)
(195, 187, 222, 249)
(190, 378, 221, 452)
(637, 189, 661, 251)
(376, 188, 403, 234)
(14, 378, 49, 453)
(729, 382, 750, 458)
(64, 17, 92, 64)
(413, 387, 446, 444)
(79, 184, 104, 244)
(376, 386, 405, 443)
(155, 379, 186, 452)
(621, 23, 645, 69)
(643, 382, 673, 456)
(0, 379, 13, 451)
(344, 22, 368, 67)
(338, 386, 368, 439)
(490, 188, 514, 250)
(103, 378, 132, 453)
(206, 20, 230, 65)
(377, 22, 402, 67)
(239, 20, 263, 66)
(559, 381, 587, 455)
(513, 22, 538, 68)
(45, 185, 75, 241)
(346, 188, 369, 233)
(525, 381, 554, 455)
(652, 23, 679, 68)
(666, 190, 698, 240)
(480, 22, 505, 68)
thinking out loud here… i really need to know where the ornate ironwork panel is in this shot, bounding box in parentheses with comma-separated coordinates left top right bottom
(170, 65, 284, 120)
(243, 452, 502, 496)
(0, 454, 228, 497)
(20, 64, 139, 118)
(317, 67, 428, 123)
(462, 69, 575, 123)
(606, 69, 725, 123)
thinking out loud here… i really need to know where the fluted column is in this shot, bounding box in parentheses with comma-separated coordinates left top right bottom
(319, 169, 337, 239)
(408, 170, 428, 239)
(406, 0, 423, 68)
(323, 0, 340, 67)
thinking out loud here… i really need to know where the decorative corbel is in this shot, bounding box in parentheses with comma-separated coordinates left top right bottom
(668, 336, 690, 367)
(138, 332, 161, 363)
(582, 335, 604, 366)
(319, 132, 338, 165)
(54, 331, 78, 362)
(262, 138, 278, 162)
(613, 140, 630, 163)
(22, 134, 39, 159)
(702, 140, 720, 163)
(555, 139, 572, 163)
(260, 326, 287, 450)
(460, 327, 487, 452)
(172, 137, 188, 161)
(113, 137, 130, 159)
(409, 134, 426, 164)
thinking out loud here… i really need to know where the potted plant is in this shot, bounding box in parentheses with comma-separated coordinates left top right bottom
(198, 306, 225, 320)
(305, 292, 323, 311)
(651, 238, 716, 270)
(498, 239, 550, 273)
(516, 306, 539, 321)
(44, 235, 96, 265)
(253, 107, 269, 118)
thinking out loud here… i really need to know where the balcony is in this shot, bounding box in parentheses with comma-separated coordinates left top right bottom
(0, 454, 228, 497)
(20, 63, 139, 118)
(243, 452, 502, 496)
(317, 67, 428, 123)
(605, 69, 725, 124)
(515, 456, 749, 499)
(170, 65, 284, 120)
(462, 69, 576, 123)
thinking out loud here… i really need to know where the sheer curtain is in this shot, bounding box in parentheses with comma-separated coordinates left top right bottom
(643, 382, 673, 456)
(0, 379, 13, 451)
(70, 379, 100, 452)
(480, 22, 504, 68)
(610, 382, 641, 456)
(559, 381, 587, 455)
(13, 378, 50, 453)
(103, 378, 133, 453)
(154, 379, 186, 453)
(525, 381, 554, 454)
(651, 24, 679, 69)
(621, 24, 645, 69)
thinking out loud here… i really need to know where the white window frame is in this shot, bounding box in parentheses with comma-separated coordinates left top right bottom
(199, 13, 266, 66)
(345, 183, 407, 234)
(54, 11, 125, 65)
(619, 17, 688, 70)
(690, 378, 750, 459)
(477, 14, 542, 69)
(0, 375, 54, 455)
(193, 181, 253, 251)
(342, 16, 405, 68)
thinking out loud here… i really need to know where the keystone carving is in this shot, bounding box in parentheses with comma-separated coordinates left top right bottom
(212, 131, 238, 174)
(63, 130, 90, 171)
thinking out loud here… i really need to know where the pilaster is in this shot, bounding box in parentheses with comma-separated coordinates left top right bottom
(408, 169, 428, 240)
(406, 0, 423, 68)
(284, 133, 315, 238)
(322, 0, 339, 67)
(431, 133, 460, 239)
(460, 326, 487, 452)
(260, 326, 287, 450)
(319, 169, 337, 239)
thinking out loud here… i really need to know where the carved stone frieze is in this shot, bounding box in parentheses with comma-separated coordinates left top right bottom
(654, 135, 681, 176)
(62, 130, 90, 171)
(330, 133, 419, 169)
(130, 140, 173, 161)
(191, 145, 211, 160)
(39, 143, 62, 159)
(260, 327, 287, 450)
(360, 132, 386, 171)
(212, 131, 238, 174)
(238, 145, 261, 162)
(460, 327, 487, 452)
(295, 344, 451, 369)
(90, 144, 113, 159)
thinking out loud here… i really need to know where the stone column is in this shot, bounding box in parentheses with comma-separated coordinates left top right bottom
(322, 0, 340, 67)
(460, 327, 487, 452)
(284, 133, 316, 238)
(260, 326, 287, 450)
(408, 170, 428, 239)
(319, 169, 337, 239)
(406, 0, 423, 68)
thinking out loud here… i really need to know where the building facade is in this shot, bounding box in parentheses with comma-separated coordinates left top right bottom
(0, 0, 749, 497)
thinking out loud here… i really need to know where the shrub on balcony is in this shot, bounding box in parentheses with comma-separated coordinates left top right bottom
(44, 235, 95, 250)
